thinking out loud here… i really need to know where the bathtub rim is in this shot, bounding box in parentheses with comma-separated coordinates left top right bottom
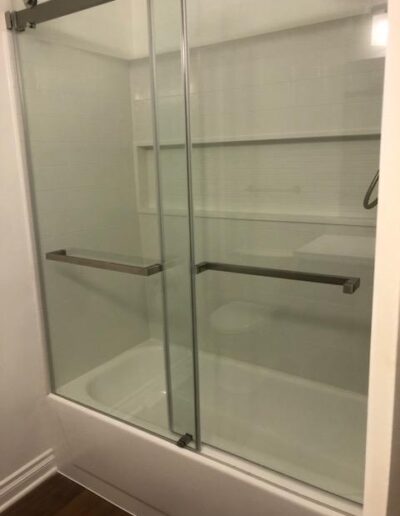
(48, 392, 362, 516)
(55, 338, 366, 508)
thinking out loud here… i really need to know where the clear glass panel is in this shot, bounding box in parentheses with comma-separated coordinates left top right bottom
(149, 0, 198, 443)
(15, 0, 197, 442)
(187, 0, 386, 502)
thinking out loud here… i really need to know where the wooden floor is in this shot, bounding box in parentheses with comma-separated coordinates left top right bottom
(3, 474, 130, 516)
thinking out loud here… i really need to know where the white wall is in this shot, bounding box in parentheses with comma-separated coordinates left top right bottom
(0, 0, 52, 482)
(363, 0, 400, 513)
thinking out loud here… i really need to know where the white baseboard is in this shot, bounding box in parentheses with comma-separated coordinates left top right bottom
(0, 449, 56, 513)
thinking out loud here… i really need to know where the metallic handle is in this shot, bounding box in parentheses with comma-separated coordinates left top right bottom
(196, 262, 360, 294)
(363, 169, 379, 210)
(46, 249, 162, 276)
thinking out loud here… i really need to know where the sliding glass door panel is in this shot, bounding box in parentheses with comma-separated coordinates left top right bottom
(186, 0, 385, 501)
(149, 0, 199, 445)
(15, 0, 197, 443)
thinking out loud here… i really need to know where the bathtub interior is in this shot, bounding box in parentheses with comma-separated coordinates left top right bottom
(59, 335, 366, 503)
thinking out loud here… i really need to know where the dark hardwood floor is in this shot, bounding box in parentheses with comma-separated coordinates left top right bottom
(3, 474, 130, 516)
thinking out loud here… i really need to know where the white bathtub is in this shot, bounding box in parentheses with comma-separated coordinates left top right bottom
(58, 339, 366, 507)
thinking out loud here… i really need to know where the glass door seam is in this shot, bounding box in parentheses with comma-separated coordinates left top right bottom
(180, 0, 202, 452)
(147, 0, 175, 435)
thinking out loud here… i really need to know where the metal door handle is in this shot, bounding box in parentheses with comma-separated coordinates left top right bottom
(196, 262, 360, 294)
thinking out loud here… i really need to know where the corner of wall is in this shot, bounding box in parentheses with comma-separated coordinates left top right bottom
(0, 0, 64, 502)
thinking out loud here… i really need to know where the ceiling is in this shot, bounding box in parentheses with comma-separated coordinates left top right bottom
(13, 0, 385, 59)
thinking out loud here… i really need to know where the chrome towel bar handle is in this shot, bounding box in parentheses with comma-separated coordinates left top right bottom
(46, 252, 360, 292)
(46, 249, 162, 276)
(195, 262, 360, 294)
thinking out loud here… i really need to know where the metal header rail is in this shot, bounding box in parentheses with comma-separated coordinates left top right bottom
(6, 0, 116, 32)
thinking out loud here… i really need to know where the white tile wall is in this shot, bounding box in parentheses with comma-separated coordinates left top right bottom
(138, 140, 380, 219)
(129, 13, 382, 393)
(19, 34, 151, 386)
(16, 11, 383, 396)
(132, 14, 383, 218)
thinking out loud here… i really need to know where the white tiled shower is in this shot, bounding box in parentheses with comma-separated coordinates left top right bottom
(12, 0, 386, 511)
(18, 7, 383, 389)
(133, 13, 382, 393)
(19, 35, 149, 386)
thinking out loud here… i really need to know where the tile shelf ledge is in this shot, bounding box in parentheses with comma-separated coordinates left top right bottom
(134, 129, 381, 149)
(138, 207, 376, 227)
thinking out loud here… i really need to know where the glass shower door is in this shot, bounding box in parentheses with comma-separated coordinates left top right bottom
(149, 0, 200, 445)
(15, 0, 198, 445)
(13, 0, 387, 503)
(185, 0, 385, 503)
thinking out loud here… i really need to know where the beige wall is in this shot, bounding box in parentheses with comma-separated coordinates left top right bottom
(364, 0, 400, 513)
(0, 1, 52, 481)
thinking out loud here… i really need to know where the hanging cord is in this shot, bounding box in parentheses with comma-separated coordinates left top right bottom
(363, 170, 379, 210)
